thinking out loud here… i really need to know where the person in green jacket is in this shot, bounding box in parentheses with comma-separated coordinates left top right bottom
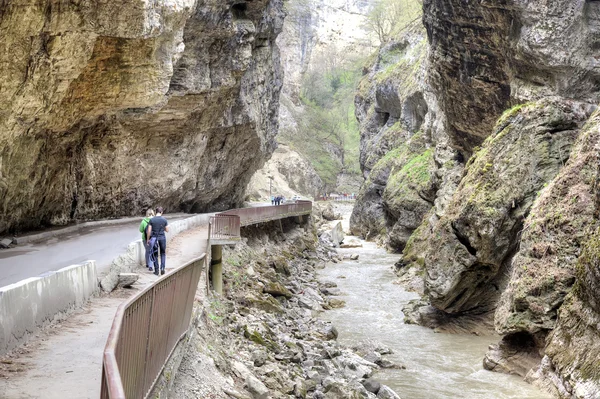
(139, 208, 155, 270)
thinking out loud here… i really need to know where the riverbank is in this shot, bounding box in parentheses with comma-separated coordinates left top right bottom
(169, 208, 402, 398)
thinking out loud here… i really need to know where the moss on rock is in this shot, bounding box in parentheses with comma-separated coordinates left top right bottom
(496, 108, 600, 336)
(422, 99, 587, 314)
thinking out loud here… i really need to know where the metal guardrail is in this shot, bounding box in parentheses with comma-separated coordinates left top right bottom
(101, 202, 312, 398)
(208, 201, 312, 241)
(221, 200, 312, 227)
(101, 255, 206, 399)
(209, 214, 241, 241)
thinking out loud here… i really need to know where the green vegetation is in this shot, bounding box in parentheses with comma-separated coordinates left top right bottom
(280, 0, 424, 192)
(399, 149, 433, 184)
(386, 148, 433, 200)
(364, 0, 423, 44)
(494, 102, 536, 130)
(279, 47, 364, 190)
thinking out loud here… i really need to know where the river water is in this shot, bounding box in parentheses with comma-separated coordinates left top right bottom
(318, 238, 551, 399)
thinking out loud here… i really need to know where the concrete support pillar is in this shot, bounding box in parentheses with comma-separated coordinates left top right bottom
(210, 244, 223, 295)
(295, 215, 303, 224)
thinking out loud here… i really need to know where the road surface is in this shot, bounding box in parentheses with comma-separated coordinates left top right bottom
(0, 214, 188, 288)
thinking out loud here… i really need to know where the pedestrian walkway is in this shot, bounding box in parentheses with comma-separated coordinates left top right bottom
(0, 202, 313, 398)
(0, 226, 209, 399)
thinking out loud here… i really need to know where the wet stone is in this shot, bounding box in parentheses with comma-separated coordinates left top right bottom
(377, 385, 401, 399)
(362, 378, 381, 394)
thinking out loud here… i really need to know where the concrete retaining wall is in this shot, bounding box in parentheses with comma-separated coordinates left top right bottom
(0, 261, 99, 356)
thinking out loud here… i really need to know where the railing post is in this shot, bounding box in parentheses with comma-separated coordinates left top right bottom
(210, 245, 223, 295)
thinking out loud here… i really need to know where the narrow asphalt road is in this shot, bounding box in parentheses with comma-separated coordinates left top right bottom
(0, 214, 188, 288)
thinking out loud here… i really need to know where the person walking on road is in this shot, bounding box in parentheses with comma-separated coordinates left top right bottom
(146, 207, 169, 276)
(139, 208, 155, 271)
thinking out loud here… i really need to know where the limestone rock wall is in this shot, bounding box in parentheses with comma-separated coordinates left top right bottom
(349, 21, 461, 252)
(423, 0, 600, 153)
(0, 0, 284, 234)
(351, 0, 600, 394)
(424, 100, 589, 315)
(246, 144, 324, 200)
(272, 0, 371, 193)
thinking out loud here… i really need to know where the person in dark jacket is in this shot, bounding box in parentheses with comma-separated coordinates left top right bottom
(146, 207, 170, 276)
(139, 208, 155, 271)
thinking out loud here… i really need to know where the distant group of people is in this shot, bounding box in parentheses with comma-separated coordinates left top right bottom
(271, 195, 285, 205)
(139, 207, 169, 276)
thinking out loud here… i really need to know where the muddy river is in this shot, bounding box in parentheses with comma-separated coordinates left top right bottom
(318, 238, 551, 399)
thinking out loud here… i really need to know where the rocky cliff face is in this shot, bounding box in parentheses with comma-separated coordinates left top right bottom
(272, 0, 371, 193)
(278, 0, 372, 103)
(0, 0, 284, 234)
(349, 20, 461, 252)
(246, 144, 323, 200)
(351, 0, 600, 395)
(424, 0, 600, 153)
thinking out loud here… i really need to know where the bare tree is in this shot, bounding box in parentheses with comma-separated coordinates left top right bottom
(364, 0, 422, 44)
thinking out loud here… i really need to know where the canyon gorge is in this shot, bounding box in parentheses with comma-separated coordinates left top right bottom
(1, 0, 600, 398)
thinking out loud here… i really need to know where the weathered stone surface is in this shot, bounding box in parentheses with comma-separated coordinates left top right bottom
(424, 0, 600, 153)
(246, 374, 270, 399)
(244, 293, 284, 314)
(263, 281, 292, 299)
(117, 273, 139, 288)
(322, 203, 340, 222)
(323, 325, 338, 341)
(529, 228, 600, 398)
(340, 238, 362, 248)
(377, 385, 401, 399)
(0, 0, 284, 235)
(495, 109, 600, 338)
(423, 100, 588, 315)
(483, 333, 542, 378)
(350, 23, 438, 250)
(0, 238, 11, 249)
(330, 222, 344, 247)
(327, 299, 346, 309)
(349, 0, 600, 392)
(246, 144, 324, 200)
(324, 381, 369, 399)
(362, 378, 380, 394)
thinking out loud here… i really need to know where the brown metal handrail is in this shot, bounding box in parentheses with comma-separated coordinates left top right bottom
(101, 254, 206, 399)
(209, 214, 241, 240)
(208, 201, 312, 241)
(221, 200, 312, 227)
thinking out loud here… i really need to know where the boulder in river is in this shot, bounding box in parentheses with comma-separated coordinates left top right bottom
(331, 222, 344, 247)
(322, 203, 341, 221)
(362, 378, 381, 394)
(340, 238, 363, 248)
(377, 385, 401, 399)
